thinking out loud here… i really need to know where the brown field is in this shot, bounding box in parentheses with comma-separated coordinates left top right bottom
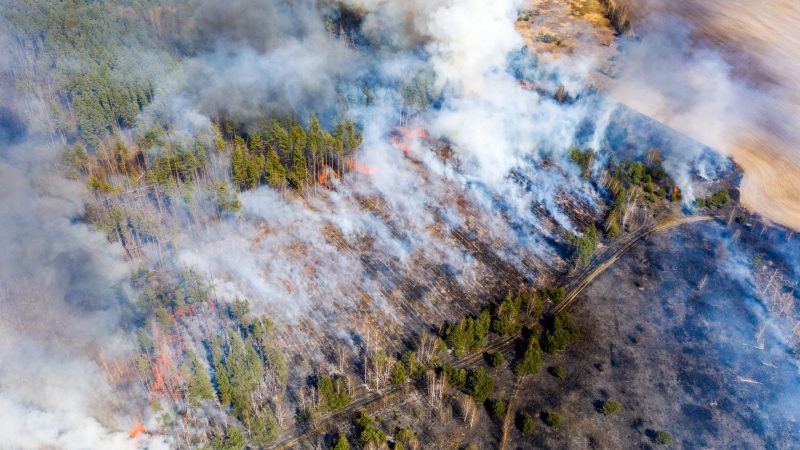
(618, 0, 800, 231)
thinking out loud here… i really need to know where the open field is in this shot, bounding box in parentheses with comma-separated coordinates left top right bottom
(615, 0, 800, 231)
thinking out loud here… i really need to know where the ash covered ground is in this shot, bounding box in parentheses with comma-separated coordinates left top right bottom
(500, 221, 800, 449)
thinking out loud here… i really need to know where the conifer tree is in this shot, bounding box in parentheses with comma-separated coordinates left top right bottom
(265, 147, 287, 188)
(288, 144, 307, 189)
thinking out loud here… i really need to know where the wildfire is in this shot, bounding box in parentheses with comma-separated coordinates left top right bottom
(390, 135, 413, 153)
(319, 166, 341, 186)
(129, 421, 146, 439)
(390, 126, 429, 154)
(147, 322, 184, 399)
(342, 157, 374, 175)
(518, 80, 537, 90)
(396, 126, 429, 139)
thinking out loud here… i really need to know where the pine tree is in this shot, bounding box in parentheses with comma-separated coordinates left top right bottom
(288, 144, 307, 189)
(186, 351, 214, 408)
(246, 154, 265, 189)
(514, 334, 542, 376)
(231, 145, 247, 190)
(332, 432, 350, 450)
(265, 147, 287, 188)
(250, 132, 264, 154)
(215, 362, 233, 406)
(269, 120, 290, 161)
(390, 361, 407, 385)
(308, 115, 323, 177)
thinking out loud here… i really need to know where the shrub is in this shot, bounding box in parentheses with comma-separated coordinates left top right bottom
(317, 375, 351, 411)
(697, 190, 730, 209)
(489, 351, 506, 368)
(390, 361, 407, 386)
(354, 412, 385, 446)
(655, 430, 672, 445)
(331, 432, 350, 450)
(601, 400, 621, 416)
(514, 335, 542, 376)
(492, 294, 525, 336)
(466, 367, 494, 403)
(443, 365, 467, 390)
(520, 412, 535, 433)
(489, 398, 507, 422)
(542, 313, 581, 353)
(569, 224, 599, 266)
(550, 366, 567, 379)
(444, 310, 491, 356)
(544, 412, 561, 428)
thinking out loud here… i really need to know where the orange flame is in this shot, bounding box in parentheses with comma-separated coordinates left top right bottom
(352, 161, 374, 175)
(342, 157, 374, 175)
(147, 323, 183, 399)
(171, 304, 198, 320)
(390, 135, 413, 153)
(396, 126, 429, 139)
(129, 421, 146, 439)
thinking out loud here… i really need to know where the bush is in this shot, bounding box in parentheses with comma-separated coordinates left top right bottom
(697, 190, 730, 209)
(513, 335, 542, 376)
(317, 375, 351, 411)
(569, 147, 594, 177)
(542, 313, 581, 353)
(550, 366, 567, 379)
(601, 400, 621, 416)
(569, 224, 599, 266)
(489, 398, 507, 422)
(443, 365, 467, 390)
(544, 412, 561, 428)
(492, 294, 525, 336)
(331, 432, 350, 450)
(489, 351, 506, 368)
(390, 361, 407, 386)
(655, 430, 672, 445)
(520, 412, 535, 434)
(354, 412, 385, 446)
(466, 367, 494, 403)
(444, 310, 491, 356)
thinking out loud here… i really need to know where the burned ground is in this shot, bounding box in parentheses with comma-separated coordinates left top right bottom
(505, 220, 800, 449)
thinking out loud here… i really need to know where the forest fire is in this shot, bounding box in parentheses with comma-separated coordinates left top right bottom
(390, 126, 430, 153)
(390, 135, 413, 153)
(128, 421, 146, 439)
(148, 323, 183, 400)
(396, 126, 429, 139)
(345, 157, 375, 175)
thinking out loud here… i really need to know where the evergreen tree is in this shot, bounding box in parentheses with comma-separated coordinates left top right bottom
(215, 362, 233, 406)
(514, 335, 542, 376)
(467, 367, 494, 403)
(186, 351, 214, 408)
(231, 145, 247, 190)
(308, 115, 323, 172)
(269, 120, 291, 161)
(265, 147, 287, 188)
(332, 432, 350, 450)
(288, 144, 308, 189)
(390, 361, 407, 385)
(250, 132, 264, 154)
